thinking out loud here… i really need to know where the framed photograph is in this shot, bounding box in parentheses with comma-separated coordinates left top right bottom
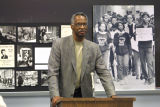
(40, 70, 48, 86)
(93, 5, 155, 91)
(0, 26, 16, 43)
(0, 45, 15, 68)
(35, 47, 51, 64)
(61, 25, 72, 38)
(16, 71, 38, 87)
(0, 69, 15, 89)
(18, 27, 36, 43)
(37, 26, 60, 43)
(35, 47, 50, 70)
(17, 45, 33, 68)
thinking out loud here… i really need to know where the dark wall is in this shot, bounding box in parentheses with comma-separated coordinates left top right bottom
(0, 0, 160, 87)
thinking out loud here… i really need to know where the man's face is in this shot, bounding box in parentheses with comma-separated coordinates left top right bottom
(112, 18, 117, 25)
(71, 15, 88, 39)
(143, 15, 150, 23)
(127, 15, 133, 24)
(103, 16, 109, 23)
(118, 23, 124, 30)
(1, 50, 6, 55)
(99, 23, 106, 32)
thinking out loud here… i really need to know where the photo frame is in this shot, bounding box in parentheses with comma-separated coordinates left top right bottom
(93, 5, 155, 92)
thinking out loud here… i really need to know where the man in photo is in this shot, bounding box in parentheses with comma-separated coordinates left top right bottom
(18, 74, 23, 87)
(1, 49, 8, 59)
(136, 12, 154, 85)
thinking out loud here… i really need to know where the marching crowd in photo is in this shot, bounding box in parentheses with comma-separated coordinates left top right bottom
(93, 9, 155, 85)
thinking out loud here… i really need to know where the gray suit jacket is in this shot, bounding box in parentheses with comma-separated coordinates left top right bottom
(48, 35, 115, 99)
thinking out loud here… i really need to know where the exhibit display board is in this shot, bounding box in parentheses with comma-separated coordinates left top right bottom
(0, 0, 160, 94)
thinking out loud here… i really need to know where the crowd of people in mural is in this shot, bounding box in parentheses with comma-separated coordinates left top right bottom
(93, 9, 155, 86)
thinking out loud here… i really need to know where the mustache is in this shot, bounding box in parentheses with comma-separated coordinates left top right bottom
(78, 29, 87, 32)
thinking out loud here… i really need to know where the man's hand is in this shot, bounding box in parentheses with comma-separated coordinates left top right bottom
(52, 96, 62, 107)
(110, 95, 117, 98)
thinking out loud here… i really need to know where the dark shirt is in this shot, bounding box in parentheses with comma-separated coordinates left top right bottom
(94, 32, 112, 53)
(111, 23, 117, 31)
(1, 55, 8, 59)
(128, 24, 136, 40)
(114, 32, 131, 56)
(18, 76, 23, 86)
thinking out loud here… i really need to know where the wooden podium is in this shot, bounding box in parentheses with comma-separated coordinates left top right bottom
(57, 97, 136, 107)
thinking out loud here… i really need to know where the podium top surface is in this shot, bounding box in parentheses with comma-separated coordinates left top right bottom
(59, 97, 136, 102)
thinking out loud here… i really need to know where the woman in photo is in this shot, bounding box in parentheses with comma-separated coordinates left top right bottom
(113, 22, 131, 84)
(94, 22, 112, 70)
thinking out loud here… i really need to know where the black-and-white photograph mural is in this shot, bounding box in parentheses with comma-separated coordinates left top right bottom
(16, 71, 38, 87)
(0, 69, 15, 89)
(0, 45, 15, 68)
(40, 70, 48, 86)
(18, 27, 36, 43)
(37, 26, 59, 43)
(0, 26, 16, 43)
(17, 45, 33, 67)
(93, 5, 155, 91)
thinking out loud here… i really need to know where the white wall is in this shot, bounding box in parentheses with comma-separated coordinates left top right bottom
(3, 96, 50, 107)
(133, 95, 160, 107)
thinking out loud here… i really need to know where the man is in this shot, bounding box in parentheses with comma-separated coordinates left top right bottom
(136, 12, 154, 85)
(18, 74, 23, 87)
(125, 14, 141, 79)
(111, 16, 118, 31)
(48, 12, 116, 107)
(102, 13, 110, 25)
(125, 14, 136, 40)
(1, 49, 8, 59)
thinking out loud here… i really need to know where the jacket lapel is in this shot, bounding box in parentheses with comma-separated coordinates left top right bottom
(81, 39, 89, 81)
(69, 36, 76, 72)
(69, 36, 89, 80)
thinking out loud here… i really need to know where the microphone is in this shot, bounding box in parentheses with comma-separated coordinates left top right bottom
(90, 72, 95, 97)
